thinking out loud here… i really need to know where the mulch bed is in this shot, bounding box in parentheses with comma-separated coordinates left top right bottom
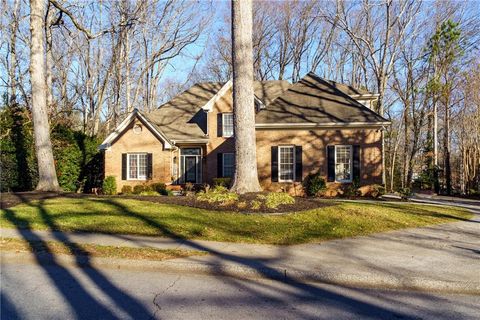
(1, 191, 330, 213)
(122, 192, 330, 214)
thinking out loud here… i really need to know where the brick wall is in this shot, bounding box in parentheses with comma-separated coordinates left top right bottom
(104, 118, 172, 191)
(255, 128, 383, 193)
(105, 98, 383, 194)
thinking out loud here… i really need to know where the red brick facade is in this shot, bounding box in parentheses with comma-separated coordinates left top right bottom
(104, 90, 383, 193)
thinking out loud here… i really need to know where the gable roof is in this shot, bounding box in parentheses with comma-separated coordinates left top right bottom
(99, 109, 173, 150)
(148, 80, 291, 141)
(255, 72, 388, 127)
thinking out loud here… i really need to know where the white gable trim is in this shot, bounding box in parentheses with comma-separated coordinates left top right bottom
(201, 80, 232, 112)
(99, 109, 173, 150)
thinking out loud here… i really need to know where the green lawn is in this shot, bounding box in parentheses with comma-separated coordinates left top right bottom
(0, 197, 472, 245)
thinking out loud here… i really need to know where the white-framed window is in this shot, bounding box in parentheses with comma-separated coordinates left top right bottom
(222, 113, 234, 137)
(279, 146, 295, 182)
(222, 153, 235, 178)
(335, 145, 353, 182)
(128, 153, 147, 180)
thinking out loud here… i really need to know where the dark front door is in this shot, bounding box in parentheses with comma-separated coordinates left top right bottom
(185, 156, 197, 183)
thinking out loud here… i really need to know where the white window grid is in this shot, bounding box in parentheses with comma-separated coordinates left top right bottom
(222, 153, 235, 178)
(127, 153, 147, 180)
(335, 145, 352, 183)
(222, 113, 234, 137)
(278, 146, 295, 182)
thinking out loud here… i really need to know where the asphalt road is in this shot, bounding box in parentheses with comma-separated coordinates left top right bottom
(1, 260, 479, 320)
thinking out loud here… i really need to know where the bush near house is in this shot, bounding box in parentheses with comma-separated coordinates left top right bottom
(121, 185, 132, 194)
(212, 178, 232, 188)
(303, 172, 326, 197)
(264, 192, 295, 209)
(102, 176, 117, 195)
(196, 186, 239, 205)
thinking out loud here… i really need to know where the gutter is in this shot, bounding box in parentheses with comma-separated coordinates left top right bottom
(255, 122, 391, 129)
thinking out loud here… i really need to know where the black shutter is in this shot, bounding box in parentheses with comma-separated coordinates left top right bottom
(121, 154, 127, 180)
(217, 113, 223, 137)
(217, 153, 223, 177)
(147, 153, 153, 180)
(271, 146, 278, 182)
(295, 146, 303, 182)
(353, 145, 360, 182)
(327, 145, 335, 182)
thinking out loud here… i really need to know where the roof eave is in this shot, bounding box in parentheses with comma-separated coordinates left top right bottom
(255, 121, 391, 129)
(99, 109, 173, 150)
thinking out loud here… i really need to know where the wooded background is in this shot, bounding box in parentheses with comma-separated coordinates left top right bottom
(1, 0, 479, 195)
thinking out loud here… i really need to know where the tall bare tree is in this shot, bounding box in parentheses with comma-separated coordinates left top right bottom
(230, 0, 261, 194)
(29, 0, 60, 191)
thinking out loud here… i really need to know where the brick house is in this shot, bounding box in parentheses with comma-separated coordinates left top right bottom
(100, 72, 389, 194)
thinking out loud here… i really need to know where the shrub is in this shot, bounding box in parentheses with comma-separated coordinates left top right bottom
(102, 176, 117, 195)
(133, 185, 145, 194)
(250, 200, 262, 210)
(121, 185, 132, 194)
(303, 172, 326, 197)
(264, 192, 295, 209)
(344, 178, 361, 197)
(212, 177, 232, 188)
(151, 182, 168, 195)
(196, 185, 239, 205)
(139, 190, 160, 196)
(370, 184, 386, 198)
(184, 182, 194, 192)
(399, 187, 412, 198)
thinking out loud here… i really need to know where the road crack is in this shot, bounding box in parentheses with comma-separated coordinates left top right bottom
(150, 275, 181, 319)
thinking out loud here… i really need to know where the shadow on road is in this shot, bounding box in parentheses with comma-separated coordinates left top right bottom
(1, 193, 473, 319)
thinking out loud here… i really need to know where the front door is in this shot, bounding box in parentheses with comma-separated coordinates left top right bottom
(185, 156, 197, 183)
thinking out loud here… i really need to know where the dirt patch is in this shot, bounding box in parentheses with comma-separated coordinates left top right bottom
(1, 191, 330, 213)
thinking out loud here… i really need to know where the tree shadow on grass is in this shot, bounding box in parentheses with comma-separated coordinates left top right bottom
(3, 194, 467, 319)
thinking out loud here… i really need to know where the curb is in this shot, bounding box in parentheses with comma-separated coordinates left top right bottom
(2, 252, 479, 295)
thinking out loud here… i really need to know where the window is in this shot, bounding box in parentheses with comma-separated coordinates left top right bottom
(222, 153, 235, 178)
(222, 113, 234, 137)
(128, 153, 147, 180)
(279, 146, 294, 182)
(335, 145, 352, 182)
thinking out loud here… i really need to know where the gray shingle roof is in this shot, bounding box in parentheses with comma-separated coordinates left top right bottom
(255, 72, 387, 124)
(148, 80, 291, 140)
(145, 73, 386, 141)
(148, 82, 224, 141)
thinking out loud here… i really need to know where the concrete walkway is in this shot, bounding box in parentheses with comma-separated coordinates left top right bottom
(2, 200, 479, 293)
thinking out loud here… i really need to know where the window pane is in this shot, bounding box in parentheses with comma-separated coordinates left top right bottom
(279, 147, 294, 181)
(335, 146, 352, 181)
(181, 148, 201, 155)
(129, 154, 138, 179)
(223, 113, 234, 137)
(223, 153, 235, 178)
(138, 154, 147, 179)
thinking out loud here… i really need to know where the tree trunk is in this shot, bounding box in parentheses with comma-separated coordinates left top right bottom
(444, 100, 452, 195)
(45, 3, 54, 116)
(230, 0, 261, 194)
(29, 0, 60, 191)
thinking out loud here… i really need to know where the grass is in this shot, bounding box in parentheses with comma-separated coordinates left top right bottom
(0, 197, 472, 245)
(0, 237, 206, 261)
